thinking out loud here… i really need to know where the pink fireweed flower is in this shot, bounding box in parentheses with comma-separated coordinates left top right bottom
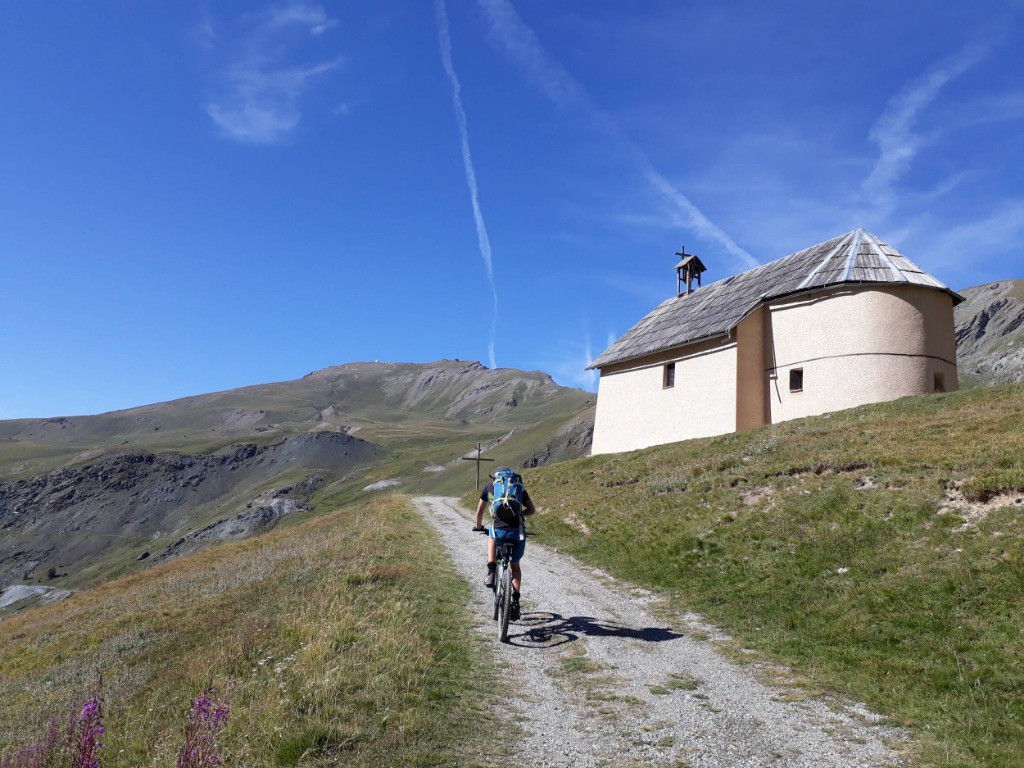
(176, 689, 229, 768)
(71, 686, 104, 768)
(0, 713, 64, 768)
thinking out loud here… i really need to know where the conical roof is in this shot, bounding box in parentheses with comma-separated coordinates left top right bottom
(589, 229, 961, 370)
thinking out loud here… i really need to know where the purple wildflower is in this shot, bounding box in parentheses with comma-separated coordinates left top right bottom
(0, 743, 44, 768)
(71, 683, 104, 768)
(0, 693, 93, 768)
(175, 689, 229, 768)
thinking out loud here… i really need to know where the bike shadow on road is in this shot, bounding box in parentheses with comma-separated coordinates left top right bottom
(506, 611, 684, 649)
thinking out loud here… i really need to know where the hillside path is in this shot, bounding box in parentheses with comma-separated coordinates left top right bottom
(416, 496, 907, 768)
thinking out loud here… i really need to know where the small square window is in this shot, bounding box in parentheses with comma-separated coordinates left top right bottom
(789, 368, 803, 393)
(664, 363, 675, 388)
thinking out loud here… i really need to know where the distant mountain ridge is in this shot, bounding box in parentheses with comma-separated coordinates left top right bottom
(0, 361, 595, 606)
(954, 280, 1024, 386)
(0, 360, 592, 480)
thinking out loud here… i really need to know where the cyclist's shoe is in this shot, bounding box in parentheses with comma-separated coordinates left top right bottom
(510, 594, 521, 621)
(484, 568, 496, 588)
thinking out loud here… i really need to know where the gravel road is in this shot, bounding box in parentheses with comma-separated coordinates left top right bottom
(416, 496, 908, 768)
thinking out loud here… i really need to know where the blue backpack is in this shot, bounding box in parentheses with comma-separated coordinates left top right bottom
(491, 469, 525, 526)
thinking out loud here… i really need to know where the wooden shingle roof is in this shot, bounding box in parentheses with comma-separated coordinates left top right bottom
(588, 229, 962, 370)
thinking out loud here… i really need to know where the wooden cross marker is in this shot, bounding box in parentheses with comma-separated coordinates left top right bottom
(461, 442, 495, 491)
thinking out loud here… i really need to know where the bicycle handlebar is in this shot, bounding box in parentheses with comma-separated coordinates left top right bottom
(473, 525, 536, 536)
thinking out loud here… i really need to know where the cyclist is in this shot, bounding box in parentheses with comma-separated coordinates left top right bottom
(473, 467, 536, 620)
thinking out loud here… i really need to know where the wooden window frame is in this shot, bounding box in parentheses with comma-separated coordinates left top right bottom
(663, 362, 676, 389)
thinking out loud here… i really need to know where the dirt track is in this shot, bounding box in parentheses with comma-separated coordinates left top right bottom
(417, 496, 907, 768)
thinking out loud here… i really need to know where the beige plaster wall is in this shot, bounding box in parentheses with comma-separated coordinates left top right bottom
(766, 285, 959, 424)
(591, 339, 737, 455)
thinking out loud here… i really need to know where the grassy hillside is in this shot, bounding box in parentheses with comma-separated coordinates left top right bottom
(518, 384, 1024, 768)
(0, 361, 593, 481)
(1, 360, 594, 600)
(0, 495, 501, 766)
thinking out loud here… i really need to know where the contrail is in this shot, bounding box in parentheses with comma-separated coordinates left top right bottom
(862, 37, 992, 215)
(476, 0, 757, 270)
(436, 0, 498, 369)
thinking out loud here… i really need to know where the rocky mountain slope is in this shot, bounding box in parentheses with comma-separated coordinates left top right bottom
(0, 361, 594, 606)
(0, 432, 380, 589)
(955, 280, 1024, 386)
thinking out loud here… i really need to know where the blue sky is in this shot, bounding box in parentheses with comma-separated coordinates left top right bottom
(2, 1, 1022, 418)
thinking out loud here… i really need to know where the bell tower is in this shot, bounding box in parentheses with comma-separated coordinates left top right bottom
(675, 245, 706, 297)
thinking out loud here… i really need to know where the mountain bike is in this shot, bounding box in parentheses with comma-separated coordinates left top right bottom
(476, 527, 529, 643)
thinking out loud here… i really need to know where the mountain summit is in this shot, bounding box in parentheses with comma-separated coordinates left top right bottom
(0, 361, 594, 604)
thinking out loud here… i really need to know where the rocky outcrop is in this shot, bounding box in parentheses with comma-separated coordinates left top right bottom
(522, 412, 595, 469)
(955, 280, 1024, 386)
(0, 433, 381, 587)
(153, 477, 324, 563)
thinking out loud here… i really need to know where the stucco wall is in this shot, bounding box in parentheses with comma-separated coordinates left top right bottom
(591, 339, 737, 455)
(766, 285, 959, 424)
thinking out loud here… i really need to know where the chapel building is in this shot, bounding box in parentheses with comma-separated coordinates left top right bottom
(588, 229, 962, 455)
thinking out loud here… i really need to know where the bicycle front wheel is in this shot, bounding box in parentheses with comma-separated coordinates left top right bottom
(498, 566, 512, 642)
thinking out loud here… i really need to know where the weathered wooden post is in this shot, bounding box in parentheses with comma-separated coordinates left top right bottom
(460, 442, 495, 490)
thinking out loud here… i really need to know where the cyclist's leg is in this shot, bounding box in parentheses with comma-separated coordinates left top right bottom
(509, 539, 526, 592)
(485, 528, 498, 587)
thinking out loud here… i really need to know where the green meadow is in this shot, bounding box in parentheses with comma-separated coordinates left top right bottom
(516, 383, 1024, 767)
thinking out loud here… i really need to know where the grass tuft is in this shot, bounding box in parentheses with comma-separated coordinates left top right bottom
(961, 469, 1024, 502)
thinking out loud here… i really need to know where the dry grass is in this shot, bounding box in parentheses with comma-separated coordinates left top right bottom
(0, 495, 496, 767)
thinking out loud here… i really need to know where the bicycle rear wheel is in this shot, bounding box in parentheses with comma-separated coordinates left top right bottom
(498, 566, 512, 642)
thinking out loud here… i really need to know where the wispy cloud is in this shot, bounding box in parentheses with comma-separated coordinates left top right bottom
(436, 0, 499, 369)
(861, 37, 993, 217)
(534, 323, 600, 391)
(909, 200, 1024, 285)
(262, 1, 337, 34)
(597, 271, 666, 306)
(475, 0, 757, 271)
(193, 6, 216, 51)
(204, 1, 341, 145)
